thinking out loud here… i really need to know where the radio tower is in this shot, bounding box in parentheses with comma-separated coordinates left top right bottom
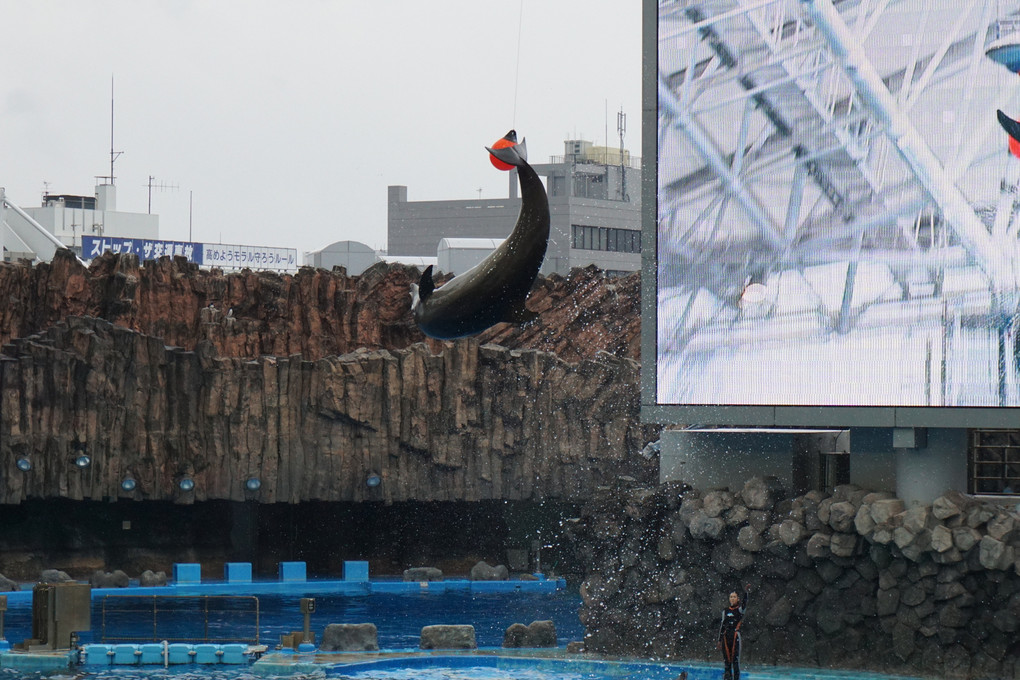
(99, 76, 123, 186)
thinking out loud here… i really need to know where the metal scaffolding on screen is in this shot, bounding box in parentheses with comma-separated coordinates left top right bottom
(657, 0, 1020, 407)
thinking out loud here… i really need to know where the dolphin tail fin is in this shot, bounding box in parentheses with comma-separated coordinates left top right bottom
(998, 109, 1020, 143)
(418, 265, 435, 303)
(486, 138, 528, 167)
(502, 299, 538, 325)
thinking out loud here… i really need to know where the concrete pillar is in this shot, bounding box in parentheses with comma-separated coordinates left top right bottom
(846, 428, 896, 493)
(894, 428, 968, 506)
(230, 501, 259, 565)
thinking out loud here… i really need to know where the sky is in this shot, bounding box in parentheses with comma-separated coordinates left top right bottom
(1, 1, 643, 256)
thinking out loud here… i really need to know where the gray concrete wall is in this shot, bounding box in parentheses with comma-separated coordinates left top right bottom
(849, 427, 968, 505)
(387, 189, 519, 257)
(659, 429, 795, 490)
(660, 427, 969, 503)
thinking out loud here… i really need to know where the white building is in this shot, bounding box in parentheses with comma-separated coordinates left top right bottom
(2, 183, 158, 262)
(437, 238, 504, 275)
(303, 240, 381, 275)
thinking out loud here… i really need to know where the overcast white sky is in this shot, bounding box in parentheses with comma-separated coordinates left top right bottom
(2, 1, 642, 256)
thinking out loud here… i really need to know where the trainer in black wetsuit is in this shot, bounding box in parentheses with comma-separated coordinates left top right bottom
(718, 585, 751, 680)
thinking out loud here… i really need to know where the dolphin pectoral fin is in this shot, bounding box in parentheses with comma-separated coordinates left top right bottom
(502, 300, 538, 325)
(998, 109, 1020, 143)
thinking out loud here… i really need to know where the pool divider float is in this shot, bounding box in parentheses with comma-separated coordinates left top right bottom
(81, 642, 258, 666)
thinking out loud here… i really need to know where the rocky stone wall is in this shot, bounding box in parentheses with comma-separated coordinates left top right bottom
(568, 479, 1020, 679)
(0, 315, 656, 504)
(0, 251, 640, 363)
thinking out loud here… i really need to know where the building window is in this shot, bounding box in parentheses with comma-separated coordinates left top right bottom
(969, 429, 1020, 495)
(573, 174, 607, 200)
(571, 225, 641, 253)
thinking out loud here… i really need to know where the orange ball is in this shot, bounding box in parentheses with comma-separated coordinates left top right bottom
(489, 136, 516, 171)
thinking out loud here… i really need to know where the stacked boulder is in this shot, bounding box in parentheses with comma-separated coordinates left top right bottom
(503, 620, 557, 648)
(39, 569, 73, 583)
(403, 567, 443, 582)
(320, 623, 379, 652)
(470, 561, 509, 581)
(90, 570, 131, 588)
(568, 478, 1020, 679)
(420, 625, 476, 650)
(139, 570, 168, 587)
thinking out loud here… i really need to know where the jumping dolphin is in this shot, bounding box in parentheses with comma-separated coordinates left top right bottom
(411, 130, 551, 340)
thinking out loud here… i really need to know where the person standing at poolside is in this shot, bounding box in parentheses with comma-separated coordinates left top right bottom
(717, 584, 751, 680)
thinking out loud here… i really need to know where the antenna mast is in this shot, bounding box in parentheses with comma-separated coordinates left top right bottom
(617, 107, 628, 201)
(108, 76, 123, 185)
(146, 176, 179, 214)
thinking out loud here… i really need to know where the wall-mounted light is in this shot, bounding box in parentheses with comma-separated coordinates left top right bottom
(121, 476, 137, 492)
(74, 454, 91, 468)
(178, 477, 195, 492)
(366, 472, 382, 488)
(245, 477, 262, 492)
(16, 458, 32, 472)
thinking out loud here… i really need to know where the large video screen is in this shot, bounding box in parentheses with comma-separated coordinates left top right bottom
(643, 0, 1020, 427)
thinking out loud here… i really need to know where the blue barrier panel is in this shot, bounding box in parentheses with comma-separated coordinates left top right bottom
(224, 562, 253, 583)
(168, 643, 192, 664)
(83, 644, 112, 665)
(194, 644, 219, 664)
(173, 563, 202, 584)
(343, 561, 369, 582)
(112, 644, 138, 665)
(279, 562, 306, 582)
(139, 643, 164, 665)
(220, 643, 247, 664)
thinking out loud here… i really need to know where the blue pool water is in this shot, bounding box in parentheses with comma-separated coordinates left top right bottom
(0, 591, 921, 680)
(0, 659, 923, 680)
(2, 590, 584, 649)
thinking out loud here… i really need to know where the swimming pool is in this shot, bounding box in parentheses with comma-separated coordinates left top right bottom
(0, 589, 921, 680)
(46, 656, 921, 680)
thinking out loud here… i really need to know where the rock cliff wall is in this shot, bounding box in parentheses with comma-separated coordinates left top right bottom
(0, 315, 656, 505)
(0, 251, 640, 363)
(569, 479, 1020, 679)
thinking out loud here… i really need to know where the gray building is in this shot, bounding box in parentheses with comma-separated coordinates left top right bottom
(387, 139, 641, 276)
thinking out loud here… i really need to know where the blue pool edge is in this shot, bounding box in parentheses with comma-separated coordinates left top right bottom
(0, 576, 569, 606)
